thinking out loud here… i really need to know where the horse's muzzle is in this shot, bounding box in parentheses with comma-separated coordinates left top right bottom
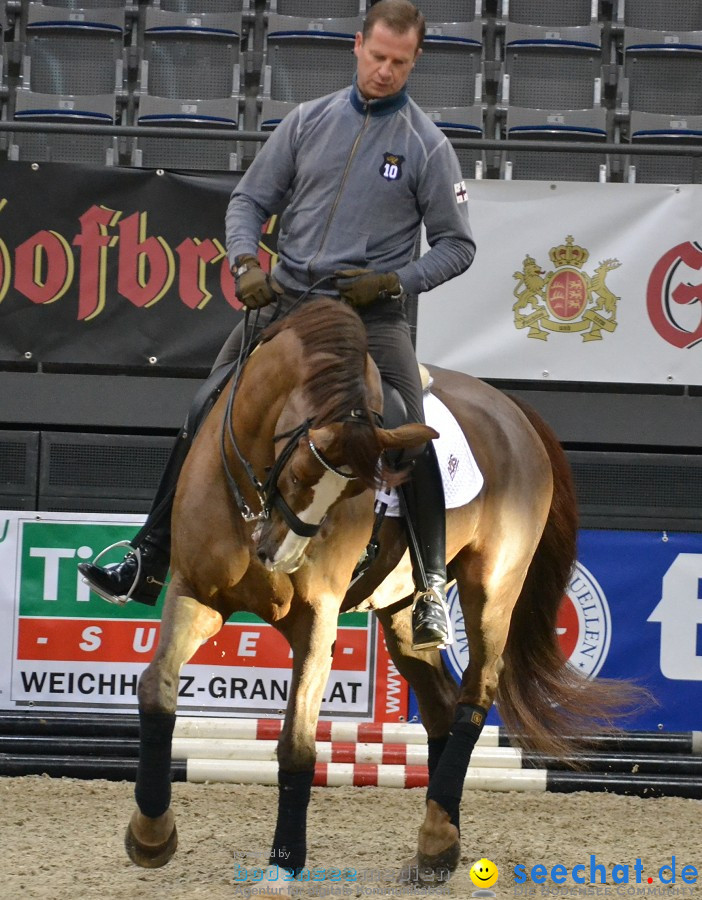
(253, 522, 307, 574)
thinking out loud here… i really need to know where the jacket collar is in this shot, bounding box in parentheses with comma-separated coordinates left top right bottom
(349, 76, 409, 117)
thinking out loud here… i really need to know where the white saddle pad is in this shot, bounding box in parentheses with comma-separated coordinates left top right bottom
(376, 391, 484, 517)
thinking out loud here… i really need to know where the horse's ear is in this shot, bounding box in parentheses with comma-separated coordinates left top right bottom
(377, 424, 438, 451)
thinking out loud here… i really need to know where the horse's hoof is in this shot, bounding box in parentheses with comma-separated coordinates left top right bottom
(249, 894, 293, 900)
(124, 808, 178, 868)
(398, 841, 461, 887)
(418, 839, 461, 880)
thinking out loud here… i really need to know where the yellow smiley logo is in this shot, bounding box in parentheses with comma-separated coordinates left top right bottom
(470, 858, 499, 888)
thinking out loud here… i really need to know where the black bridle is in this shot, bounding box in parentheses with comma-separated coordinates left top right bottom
(219, 309, 382, 539)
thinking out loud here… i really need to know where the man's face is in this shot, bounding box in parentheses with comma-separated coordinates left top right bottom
(354, 21, 421, 99)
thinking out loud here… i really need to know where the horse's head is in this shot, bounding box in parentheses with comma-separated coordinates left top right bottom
(236, 297, 435, 573)
(252, 419, 436, 574)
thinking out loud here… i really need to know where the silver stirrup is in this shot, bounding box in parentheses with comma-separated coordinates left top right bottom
(411, 586, 454, 650)
(81, 540, 141, 607)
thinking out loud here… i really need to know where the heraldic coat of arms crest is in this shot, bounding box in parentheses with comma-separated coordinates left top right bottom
(512, 235, 621, 341)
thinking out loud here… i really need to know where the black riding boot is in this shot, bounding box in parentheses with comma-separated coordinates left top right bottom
(77, 431, 189, 606)
(78, 363, 236, 606)
(400, 442, 452, 651)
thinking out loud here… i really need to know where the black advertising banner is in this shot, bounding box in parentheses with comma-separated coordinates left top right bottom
(0, 160, 271, 372)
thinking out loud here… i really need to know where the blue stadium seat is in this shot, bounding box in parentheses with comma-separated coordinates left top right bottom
(34, 0, 129, 8)
(424, 105, 486, 178)
(615, 0, 702, 31)
(499, 0, 598, 27)
(501, 106, 609, 181)
(499, 23, 604, 111)
(21, 3, 126, 96)
(132, 94, 240, 170)
(152, 0, 248, 11)
(420, 0, 482, 23)
(9, 91, 119, 164)
(618, 28, 702, 117)
(258, 97, 296, 131)
(262, 14, 361, 104)
(625, 110, 702, 183)
(140, 8, 242, 101)
(409, 20, 483, 109)
(268, 0, 363, 15)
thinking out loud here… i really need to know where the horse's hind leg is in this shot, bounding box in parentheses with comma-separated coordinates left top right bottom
(375, 603, 461, 885)
(375, 601, 458, 750)
(125, 577, 223, 868)
(420, 547, 538, 873)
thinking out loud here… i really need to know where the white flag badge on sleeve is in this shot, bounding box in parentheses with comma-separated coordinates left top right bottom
(454, 181, 468, 204)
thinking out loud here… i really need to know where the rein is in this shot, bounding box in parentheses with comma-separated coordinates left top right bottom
(218, 303, 382, 540)
(219, 308, 266, 522)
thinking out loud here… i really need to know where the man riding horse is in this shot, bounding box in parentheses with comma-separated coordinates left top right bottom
(79, 0, 476, 651)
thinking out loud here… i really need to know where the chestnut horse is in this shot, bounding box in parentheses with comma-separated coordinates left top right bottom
(124, 298, 630, 887)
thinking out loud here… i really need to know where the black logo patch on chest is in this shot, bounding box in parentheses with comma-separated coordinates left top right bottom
(379, 153, 404, 181)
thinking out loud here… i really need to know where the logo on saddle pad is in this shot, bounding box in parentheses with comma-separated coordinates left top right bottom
(512, 236, 621, 342)
(443, 561, 611, 683)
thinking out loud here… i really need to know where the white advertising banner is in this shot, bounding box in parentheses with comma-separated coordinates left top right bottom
(417, 181, 702, 384)
(0, 511, 407, 721)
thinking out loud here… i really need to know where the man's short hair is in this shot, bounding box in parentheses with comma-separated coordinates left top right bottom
(363, 0, 426, 51)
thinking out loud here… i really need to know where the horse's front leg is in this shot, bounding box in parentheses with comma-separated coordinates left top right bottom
(267, 596, 339, 878)
(125, 576, 223, 868)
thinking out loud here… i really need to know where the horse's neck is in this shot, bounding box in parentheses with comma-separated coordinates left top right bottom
(234, 332, 302, 452)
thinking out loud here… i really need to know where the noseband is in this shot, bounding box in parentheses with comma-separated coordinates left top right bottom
(262, 419, 358, 538)
(220, 389, 381, 539)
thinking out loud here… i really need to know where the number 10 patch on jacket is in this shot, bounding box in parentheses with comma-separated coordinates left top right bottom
(380, 152, 404, 181)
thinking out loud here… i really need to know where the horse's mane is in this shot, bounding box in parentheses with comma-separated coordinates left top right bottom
(260, 299, 391, 488)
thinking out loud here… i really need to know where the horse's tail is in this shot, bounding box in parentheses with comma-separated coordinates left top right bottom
(495, 397, 649, 759)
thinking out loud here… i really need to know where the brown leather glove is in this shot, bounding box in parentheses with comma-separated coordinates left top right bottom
(233, 254, 283, 309)
(334, 269, 403, 308)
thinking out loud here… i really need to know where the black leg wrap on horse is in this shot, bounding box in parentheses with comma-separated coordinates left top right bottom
(427, 735, 449, 781)
(426, 703, 487, 826)
(426, 735, 459, 831)
(269, 768, 315, 876)
(134, 711, 176, 819)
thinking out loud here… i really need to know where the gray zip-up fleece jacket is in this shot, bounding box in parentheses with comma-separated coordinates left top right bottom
(225, 80, 476, 297)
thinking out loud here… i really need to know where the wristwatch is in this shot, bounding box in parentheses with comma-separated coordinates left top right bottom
(381, 278, 404, 302)
(388, 279, 404, 301)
